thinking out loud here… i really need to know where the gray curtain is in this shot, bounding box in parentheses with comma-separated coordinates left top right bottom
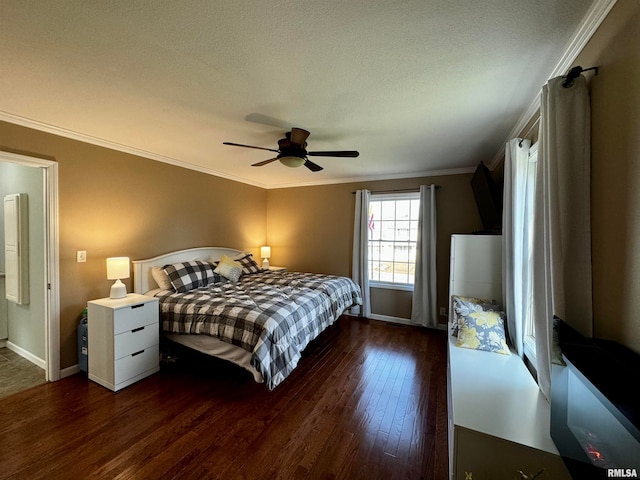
(352, 189, 371, 317)
(411, 185, 438, 328)
(532, 74, 592, 400)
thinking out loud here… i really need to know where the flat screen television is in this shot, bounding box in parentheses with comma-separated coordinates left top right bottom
(471, 162, 502, 233)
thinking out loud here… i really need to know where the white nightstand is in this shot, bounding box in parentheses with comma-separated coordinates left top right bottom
(268, 266, 286, 272)
(87, 293, 159, 392)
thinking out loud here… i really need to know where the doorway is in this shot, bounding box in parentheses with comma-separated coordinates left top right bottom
(0, 150, 59, 394)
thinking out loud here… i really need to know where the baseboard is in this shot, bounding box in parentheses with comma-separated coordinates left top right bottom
(369, 313, 413, 326)
(6, 341, 46, 369)
(0, 339, 7, 348)
(60, 364, 81, 378)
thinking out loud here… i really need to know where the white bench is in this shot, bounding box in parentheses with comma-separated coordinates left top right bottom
(447, 326, 570, 479)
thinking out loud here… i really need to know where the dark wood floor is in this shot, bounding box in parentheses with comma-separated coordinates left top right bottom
(0, 316, 448, 480)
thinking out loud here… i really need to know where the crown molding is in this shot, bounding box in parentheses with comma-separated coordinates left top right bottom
(488, 0, 618, 171)
(1, 110, 475, 189)
(0, 111, 269, 188)
(264, 166, 477, 190)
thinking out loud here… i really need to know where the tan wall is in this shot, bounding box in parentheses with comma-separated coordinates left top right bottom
(1, 120, 267, 368)
(266, 174, 483, 323)
(573, 0, 640, 350)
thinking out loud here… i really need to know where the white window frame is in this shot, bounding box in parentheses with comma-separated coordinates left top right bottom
(367, 191, 420, 291)
(521, 143, 539, 365)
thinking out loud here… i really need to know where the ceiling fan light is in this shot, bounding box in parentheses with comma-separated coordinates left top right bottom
(279, 156, 306, 168)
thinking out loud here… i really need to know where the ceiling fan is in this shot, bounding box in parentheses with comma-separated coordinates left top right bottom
(223, 128, 359, 172)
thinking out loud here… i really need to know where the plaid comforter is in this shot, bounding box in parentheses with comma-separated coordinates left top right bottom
(155, 271, 362, 389)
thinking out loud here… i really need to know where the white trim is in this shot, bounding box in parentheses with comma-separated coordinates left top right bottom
(0, 111, 475, 190)
(488, 0, 618, 171)
(546, 0, 617, 80)
(370, 281, 414, 292)
(369, 313, 413, 326)
(369, 313, 447, 330)
(45, 163, 61, 381)
(0, 111, 266, 188)
(523, 335, 537, 373)
(60, 364, 81, 379)
(370, 190, 420, 201)
(265, 166, 476, 189)
(6, 340, 46, 370)
(0, 150, 60, 382)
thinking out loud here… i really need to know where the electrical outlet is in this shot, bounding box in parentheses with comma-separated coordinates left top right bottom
(439, 306, 446, 317)
(77, 250, 87, 263)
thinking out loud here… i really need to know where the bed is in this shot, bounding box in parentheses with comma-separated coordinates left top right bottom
(132, 247, 362, 390)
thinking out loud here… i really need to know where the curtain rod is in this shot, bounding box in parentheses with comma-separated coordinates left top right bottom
(518, 117, 541, 147)
(351, 186, 440, 194)
(517, 64, 599, 147)
(562, 65, 598, 88)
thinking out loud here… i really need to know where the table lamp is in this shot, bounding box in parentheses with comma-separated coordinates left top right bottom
(107, 257, 130, 299)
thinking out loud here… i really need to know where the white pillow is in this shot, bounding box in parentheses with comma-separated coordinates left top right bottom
(151, 266, 173, 290)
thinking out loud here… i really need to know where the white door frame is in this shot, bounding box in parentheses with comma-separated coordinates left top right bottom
(1, 150, 60, 381)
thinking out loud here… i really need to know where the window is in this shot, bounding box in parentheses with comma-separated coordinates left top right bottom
(367, 192, 420, 287)
(521, 144, 538, 361)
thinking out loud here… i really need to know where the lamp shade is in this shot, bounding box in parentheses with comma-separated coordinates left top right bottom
(107, 257, 130, 280)
(279, 156, 306, 168)
(260, 246, 271, 259)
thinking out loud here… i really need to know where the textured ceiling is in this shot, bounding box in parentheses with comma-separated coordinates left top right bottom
(1, 0, 595, 188)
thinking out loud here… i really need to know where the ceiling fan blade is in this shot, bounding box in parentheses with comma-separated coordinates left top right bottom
(223, 142, 279, 153)
(307, 150, 359, 157)
(244, 113, 292, 130)
(252, 157, 279, 167)
(290, 128, 311, 145)
(304, 159, 324, 172)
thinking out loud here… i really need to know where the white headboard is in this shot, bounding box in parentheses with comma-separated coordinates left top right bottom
(132, 246, 244, 294)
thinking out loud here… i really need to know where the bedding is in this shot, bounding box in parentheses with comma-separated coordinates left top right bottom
(155, 270, 362, 390)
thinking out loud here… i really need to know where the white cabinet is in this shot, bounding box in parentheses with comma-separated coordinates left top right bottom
(4, 193, 29, 305)
(448, 233, 502, 309)
(87, 294, 159, 392)
(447, 234, 570, 479)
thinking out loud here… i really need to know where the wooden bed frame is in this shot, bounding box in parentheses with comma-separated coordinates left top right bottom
(132, 247, 263, 383)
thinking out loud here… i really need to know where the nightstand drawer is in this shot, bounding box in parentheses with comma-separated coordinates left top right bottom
(114, 324, 159, 359)
(114, 344, 159, 384)
(88, 294, 160, 391)
(113, 301, 157, 334)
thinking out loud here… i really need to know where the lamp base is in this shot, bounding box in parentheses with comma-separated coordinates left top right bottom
(110, 279, 127, 299)
(262, 258, 270, 270)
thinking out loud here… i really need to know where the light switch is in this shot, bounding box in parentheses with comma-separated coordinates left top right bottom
(77, 250, 87, 263)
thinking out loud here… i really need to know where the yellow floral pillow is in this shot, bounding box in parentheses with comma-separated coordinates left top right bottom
(451, 295, 499, 337)
(455, 303, 511, 355)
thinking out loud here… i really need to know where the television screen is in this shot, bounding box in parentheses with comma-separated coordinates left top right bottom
(471, 162, 502, 233)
